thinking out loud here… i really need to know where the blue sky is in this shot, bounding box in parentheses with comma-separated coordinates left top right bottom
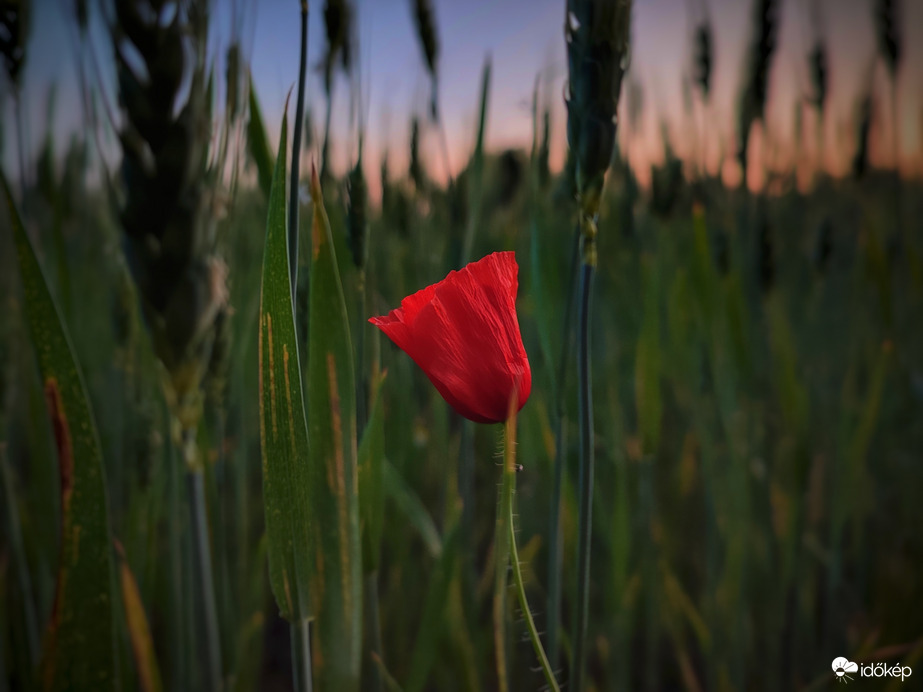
(3, 0, 922, 195)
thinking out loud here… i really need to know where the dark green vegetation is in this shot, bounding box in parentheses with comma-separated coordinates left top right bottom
(2, 1, 922, 691)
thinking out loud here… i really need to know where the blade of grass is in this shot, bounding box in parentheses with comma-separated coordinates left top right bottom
(0, 449, 40, 671)
(248, 78, 274, 201)
(382, 459, 442, 558)
(115, 541, 163, 692)
(4, 172, 117, 691)
(257, 105, 314, 690)
(372, 653, 406, 692)
(307, 165, 362, 692)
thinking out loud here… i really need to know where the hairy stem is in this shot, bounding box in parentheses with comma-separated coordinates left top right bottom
(493, 436, 512, 692)
(504, 417, 561, 692)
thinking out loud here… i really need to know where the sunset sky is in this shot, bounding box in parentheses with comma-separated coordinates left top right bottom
(3, 0, 922, 196)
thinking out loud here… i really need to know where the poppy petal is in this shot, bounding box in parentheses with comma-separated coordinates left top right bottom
(369, 252, 531, 424)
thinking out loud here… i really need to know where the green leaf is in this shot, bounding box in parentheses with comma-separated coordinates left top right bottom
(3, 173, 116, 691)
(359, 371, 386, 573)
(258, 108, 313, 624)
(248, 77, 274, 201)
(307, 167, 362, 691)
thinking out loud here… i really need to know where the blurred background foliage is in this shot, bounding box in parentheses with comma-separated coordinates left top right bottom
(1, 0, 922, 690)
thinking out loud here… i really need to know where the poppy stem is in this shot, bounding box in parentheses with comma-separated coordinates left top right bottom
(493, 432, 513, 692)
(495, 414, 561, 692)
(572, 213, 596, 692)
(505, 419, 562, 692)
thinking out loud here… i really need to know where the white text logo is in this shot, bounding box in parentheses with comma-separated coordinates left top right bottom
(832, 657, 912, 684)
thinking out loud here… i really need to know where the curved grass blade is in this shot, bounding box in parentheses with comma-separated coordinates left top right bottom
(372, 653, 405, 692)
(115, 541, 163, 692)
(3, 173, 116, 691)
(307, 166, 362, 691)
(248, 78, 274, 201)
(258, 107, 313, 625)
(382, 459, 442, 559)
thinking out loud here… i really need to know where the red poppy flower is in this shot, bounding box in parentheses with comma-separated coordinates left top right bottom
(369, 251, 531, 424)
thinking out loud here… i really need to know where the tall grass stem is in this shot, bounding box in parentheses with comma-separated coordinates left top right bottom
(187, 466, 223, 691)
(572, 256, 595, 692)
(546, 222, 580, 670)
(291, 619, 313, 692)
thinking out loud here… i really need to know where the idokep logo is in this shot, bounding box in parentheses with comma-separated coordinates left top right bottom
(832, 658, 858, 683)
(832, 657, 913, 684)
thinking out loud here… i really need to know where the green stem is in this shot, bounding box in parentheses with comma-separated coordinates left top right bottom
(167, 419, 187, 689)
(289, 0, 309, 302)
(186, 465, 223, 690)
(505, 440, 560, 691)
(496, 416, 560, 692)
(291, 619, 313, 692)
(572, 225, 596, 692)
(493, 439, 512, 692)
